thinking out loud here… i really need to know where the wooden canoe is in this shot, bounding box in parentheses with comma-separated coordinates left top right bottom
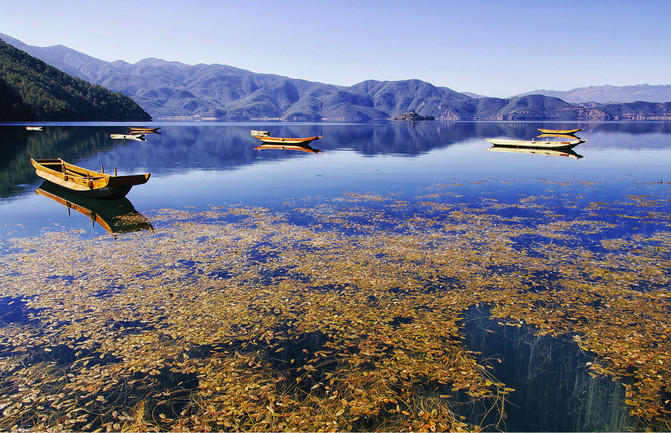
(31, 158, 150, 199)
(252, 134, 322, 145)
(129, 127, 161, 133)
(486, 137, 585, 150)
(35, 181, 153, 234)
(111, 133, 146, 141)
(250, 130, 271, 136)
(537, 128, 583, 135)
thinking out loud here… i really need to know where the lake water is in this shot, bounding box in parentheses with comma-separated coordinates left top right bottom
(0, 121, 669, 431)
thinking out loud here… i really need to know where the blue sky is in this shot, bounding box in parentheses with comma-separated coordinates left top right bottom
(2, 0, 669, 97)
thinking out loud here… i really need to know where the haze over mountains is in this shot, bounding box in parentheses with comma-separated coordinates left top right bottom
(2, 33, 671, 122)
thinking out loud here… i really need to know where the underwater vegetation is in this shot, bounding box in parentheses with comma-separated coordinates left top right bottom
(0, 180, 669, 432)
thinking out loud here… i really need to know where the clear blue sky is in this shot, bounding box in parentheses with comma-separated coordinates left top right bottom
(2, 0, 669, 97)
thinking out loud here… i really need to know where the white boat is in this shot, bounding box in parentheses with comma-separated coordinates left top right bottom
(110, 133, 146, 141)
(26, 126, 43, 131)
(487, 134, 584, 150)
(251, 130, 271, 136)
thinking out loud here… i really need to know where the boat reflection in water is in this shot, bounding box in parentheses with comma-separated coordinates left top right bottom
(254, 143, 322, 154)
(487, 146, 584, 160)
(35, 182, 153, 235)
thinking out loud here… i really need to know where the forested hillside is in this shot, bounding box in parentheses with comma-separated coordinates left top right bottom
(0, 38, 151, 121)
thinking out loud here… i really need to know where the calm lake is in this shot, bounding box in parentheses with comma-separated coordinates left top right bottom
(0, 121, 669, 432)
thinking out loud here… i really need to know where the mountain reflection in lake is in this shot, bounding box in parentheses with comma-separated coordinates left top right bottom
(0, 121, 669, 432)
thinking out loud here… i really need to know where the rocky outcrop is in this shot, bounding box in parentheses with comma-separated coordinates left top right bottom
(392, 110, 435, 121)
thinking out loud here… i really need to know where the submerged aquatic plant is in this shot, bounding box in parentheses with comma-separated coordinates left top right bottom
(0, 181, 669, 431)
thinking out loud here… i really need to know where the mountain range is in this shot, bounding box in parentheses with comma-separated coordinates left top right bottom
(518, 84, 671, 104)
(2, 33, 670, 122)
(0, 37, 150, 121)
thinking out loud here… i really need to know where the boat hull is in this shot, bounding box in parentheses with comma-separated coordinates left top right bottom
(537, 128, 582, 135)
(253, 135, 322, 145)
(31, 158, 150, 200)
(486, 138, 584, 150)
(111, 133, 145, 141)
(129, 127, 160, 134)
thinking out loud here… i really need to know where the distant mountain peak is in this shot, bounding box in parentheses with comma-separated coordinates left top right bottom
(519, 84, 671, 104)
(3, 33, 670, 121)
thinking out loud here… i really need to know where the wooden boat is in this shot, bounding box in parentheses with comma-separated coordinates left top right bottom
(111, 133, 146, 141)
(26, 126, 43, 131)
(251, 130, 271, 136)
(31, 158, 150, 199)
(253, 135, 323, 145)
(487, 146, 583, 159)
(251, 130, 322, 146)
(487, 134, 585, 150)
(254, 143, 322, 153)
(36, 181, 153, 234)
(537, 128, 582, 135)
(129, 127, 161, 134)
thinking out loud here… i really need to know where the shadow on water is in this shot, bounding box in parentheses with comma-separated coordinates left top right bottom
(457, 304, 634, 432)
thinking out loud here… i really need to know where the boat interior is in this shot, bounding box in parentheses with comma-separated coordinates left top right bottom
(36, 159, 106, 180)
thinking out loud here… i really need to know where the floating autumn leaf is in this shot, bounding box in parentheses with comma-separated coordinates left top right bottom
(0, 183, 668, 431)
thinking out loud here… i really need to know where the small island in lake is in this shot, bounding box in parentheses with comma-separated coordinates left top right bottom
(392, 110, 435, 121)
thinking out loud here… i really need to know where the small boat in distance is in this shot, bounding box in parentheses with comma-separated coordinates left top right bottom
(251, 130, 271, 136)
(537, 128, 582, 136)
(31, 158, 150, 199)
(129, 127, 161, 134)
(111, 133, 146, 141)
(251, 130, 322, 146)
(487, 133, 585, 150)
(26, 126, 43, 131)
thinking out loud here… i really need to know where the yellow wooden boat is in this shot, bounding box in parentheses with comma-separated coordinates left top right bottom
(129, 127, 161, 134)
(31, 158, 150, 199)
(537, 128, 583, 135)
(251, 130, 322, 146)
